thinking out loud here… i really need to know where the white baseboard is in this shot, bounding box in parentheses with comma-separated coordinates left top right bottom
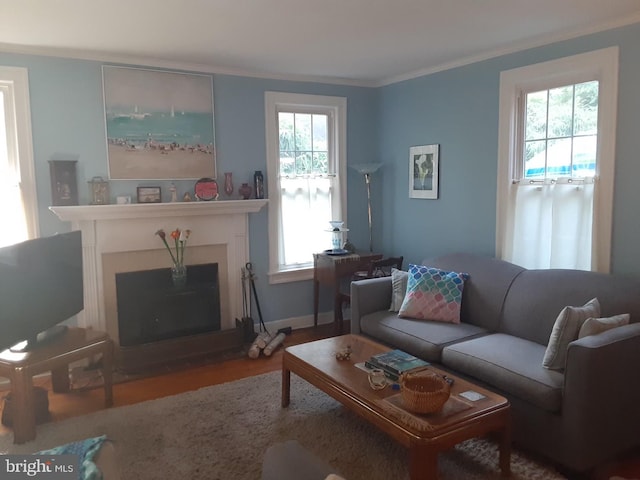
(256, 311, 336, 334)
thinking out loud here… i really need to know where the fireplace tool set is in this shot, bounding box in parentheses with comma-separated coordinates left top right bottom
(241, 263, 288, 358)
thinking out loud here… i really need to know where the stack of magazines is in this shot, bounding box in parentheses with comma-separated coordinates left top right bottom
(365, 349, 430, 381)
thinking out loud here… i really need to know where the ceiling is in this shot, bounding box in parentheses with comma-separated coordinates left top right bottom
(2, 0, 640, 86)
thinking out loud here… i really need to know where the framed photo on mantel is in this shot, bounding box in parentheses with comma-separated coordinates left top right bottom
(409, 144, 439, 200)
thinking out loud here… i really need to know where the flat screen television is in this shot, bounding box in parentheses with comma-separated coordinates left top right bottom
(0, 230, 83, 352)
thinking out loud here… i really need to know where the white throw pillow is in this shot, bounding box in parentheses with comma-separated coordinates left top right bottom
(542, 297, 600, 371)
(578, 313, 630, 339)
(389, 268, 408, 312)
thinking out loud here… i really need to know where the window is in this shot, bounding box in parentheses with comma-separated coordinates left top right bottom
(496, 48, 618, 273)
(0, 66, 38, 247)
(265, 92, 346, 283)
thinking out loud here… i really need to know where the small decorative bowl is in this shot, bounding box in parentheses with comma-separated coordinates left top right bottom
(335, 345, 352, 361)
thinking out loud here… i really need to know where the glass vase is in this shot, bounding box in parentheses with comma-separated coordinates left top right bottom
(171, 264, 187, 288)
(224, 172, 233, 196)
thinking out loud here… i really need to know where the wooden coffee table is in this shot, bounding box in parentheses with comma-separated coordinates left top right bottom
(282, 334, 511, 479)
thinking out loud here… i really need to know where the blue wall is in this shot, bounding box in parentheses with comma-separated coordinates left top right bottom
(0, 52, 378, 323)
(378, 22, 640, 276)
(2, 20, 640, 325)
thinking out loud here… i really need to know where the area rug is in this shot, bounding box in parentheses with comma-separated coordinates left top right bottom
(0, 372, 566, 479)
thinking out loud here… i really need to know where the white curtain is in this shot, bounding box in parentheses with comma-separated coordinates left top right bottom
(280, 177, 332, 266)
(0, 91, 28, 248)
(506, 178, 595, 270)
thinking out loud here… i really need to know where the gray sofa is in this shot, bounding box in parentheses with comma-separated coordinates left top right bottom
(350, 252, 640, 474)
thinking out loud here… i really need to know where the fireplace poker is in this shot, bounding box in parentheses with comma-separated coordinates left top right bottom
(244, 262, 269, 335)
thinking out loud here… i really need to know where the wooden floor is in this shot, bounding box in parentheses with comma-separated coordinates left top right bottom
(0, 322, 638, 480)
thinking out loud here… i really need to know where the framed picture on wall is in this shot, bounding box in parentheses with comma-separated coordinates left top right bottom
(409, 144, 439, 199)
(102, 66, 216, 180)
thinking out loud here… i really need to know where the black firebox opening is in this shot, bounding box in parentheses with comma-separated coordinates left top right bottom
(115, 263, 221, 347)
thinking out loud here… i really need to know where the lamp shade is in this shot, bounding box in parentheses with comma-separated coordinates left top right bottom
(350, 163, 382, 175)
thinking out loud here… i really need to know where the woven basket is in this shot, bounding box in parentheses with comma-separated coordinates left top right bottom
(400, 369, 451, 414)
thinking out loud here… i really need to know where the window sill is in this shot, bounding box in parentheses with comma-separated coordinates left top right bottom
(268, 266, 313, 284)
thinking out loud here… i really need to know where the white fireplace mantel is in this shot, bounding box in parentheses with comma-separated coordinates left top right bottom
(50, 200, 268, 222)
(50, 200, 268, 335)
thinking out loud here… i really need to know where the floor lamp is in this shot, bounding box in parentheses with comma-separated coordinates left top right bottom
(350, 163, 382, 252)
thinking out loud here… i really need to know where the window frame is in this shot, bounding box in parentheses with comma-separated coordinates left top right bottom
(264, 92, 347, 284)
(496, 47, 619, 273)
(0, 66, 39, 241)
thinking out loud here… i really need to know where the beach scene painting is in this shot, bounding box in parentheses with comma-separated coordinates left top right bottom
(102, 66, 216, 180)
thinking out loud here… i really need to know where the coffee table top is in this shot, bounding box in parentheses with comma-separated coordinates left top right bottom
(283, 334, 509, 440)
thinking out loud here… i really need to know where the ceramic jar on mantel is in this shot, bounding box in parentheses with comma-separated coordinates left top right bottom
(239, 183, 252, 200)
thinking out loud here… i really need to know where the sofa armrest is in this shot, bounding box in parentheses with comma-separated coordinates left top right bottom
(562, 322, 640, 468)
(350, 277, 392, 334)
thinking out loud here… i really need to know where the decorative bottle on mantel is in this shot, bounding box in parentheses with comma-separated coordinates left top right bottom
(254, 170, 264, 199)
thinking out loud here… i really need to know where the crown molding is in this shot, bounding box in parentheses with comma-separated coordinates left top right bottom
(0, 43, 375, 88)
(375, 15, 640, 87)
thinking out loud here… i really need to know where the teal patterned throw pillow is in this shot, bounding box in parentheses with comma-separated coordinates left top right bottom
(398, 264, 469, 324)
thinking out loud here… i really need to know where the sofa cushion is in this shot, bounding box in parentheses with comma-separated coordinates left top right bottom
(398, 264, 469, 324)
(360, 310, 488, 362)
(542, 298, 600, 371)
(442, 333, 564, 413)
(389, 268, 408, 312)
(578, 313, 630, 339)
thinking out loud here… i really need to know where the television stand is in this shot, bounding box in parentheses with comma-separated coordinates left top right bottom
(0, 327, 113, 444)
(9, 325, 69, 353)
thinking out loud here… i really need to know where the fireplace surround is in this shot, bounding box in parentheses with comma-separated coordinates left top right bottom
(49, 200, 267, 369)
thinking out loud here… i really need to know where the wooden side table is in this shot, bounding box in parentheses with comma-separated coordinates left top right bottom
(0, 327, 114, 444)
(313, 251, 382, 332)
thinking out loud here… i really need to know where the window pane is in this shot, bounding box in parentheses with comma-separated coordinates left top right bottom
(312, 152, 327, 174)
(547, 85, 574, 138)
(546, 138, 572, 176)
(574, 81, 598, 136)
(0, 91, 7, 171)
(278, 112, 295, 152)
(572, 135, 597, 176)
(294, 114, 312, 151)
(524, 140, 547, 178)
(312, 114, 327, 151)
(295, 152, 312, 175)
(525, 90, 547, 141)
(280, 152, 295, 176)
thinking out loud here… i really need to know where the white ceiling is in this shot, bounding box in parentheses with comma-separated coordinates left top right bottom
(2, 0, 640, 86)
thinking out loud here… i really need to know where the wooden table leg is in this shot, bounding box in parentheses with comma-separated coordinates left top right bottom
(410, 444, 438, 480)
(11, 369, 36, 444)
(499, 423, 512, 477)
(313, 279, 319, 327)
(51, 365, 71, 393)
(281, 365, 291, 408)
(102, 339, 114, 407)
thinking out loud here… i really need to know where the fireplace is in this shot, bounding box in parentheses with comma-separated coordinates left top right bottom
(116, 263, 221, 346)
(49, 200, 267, 370)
